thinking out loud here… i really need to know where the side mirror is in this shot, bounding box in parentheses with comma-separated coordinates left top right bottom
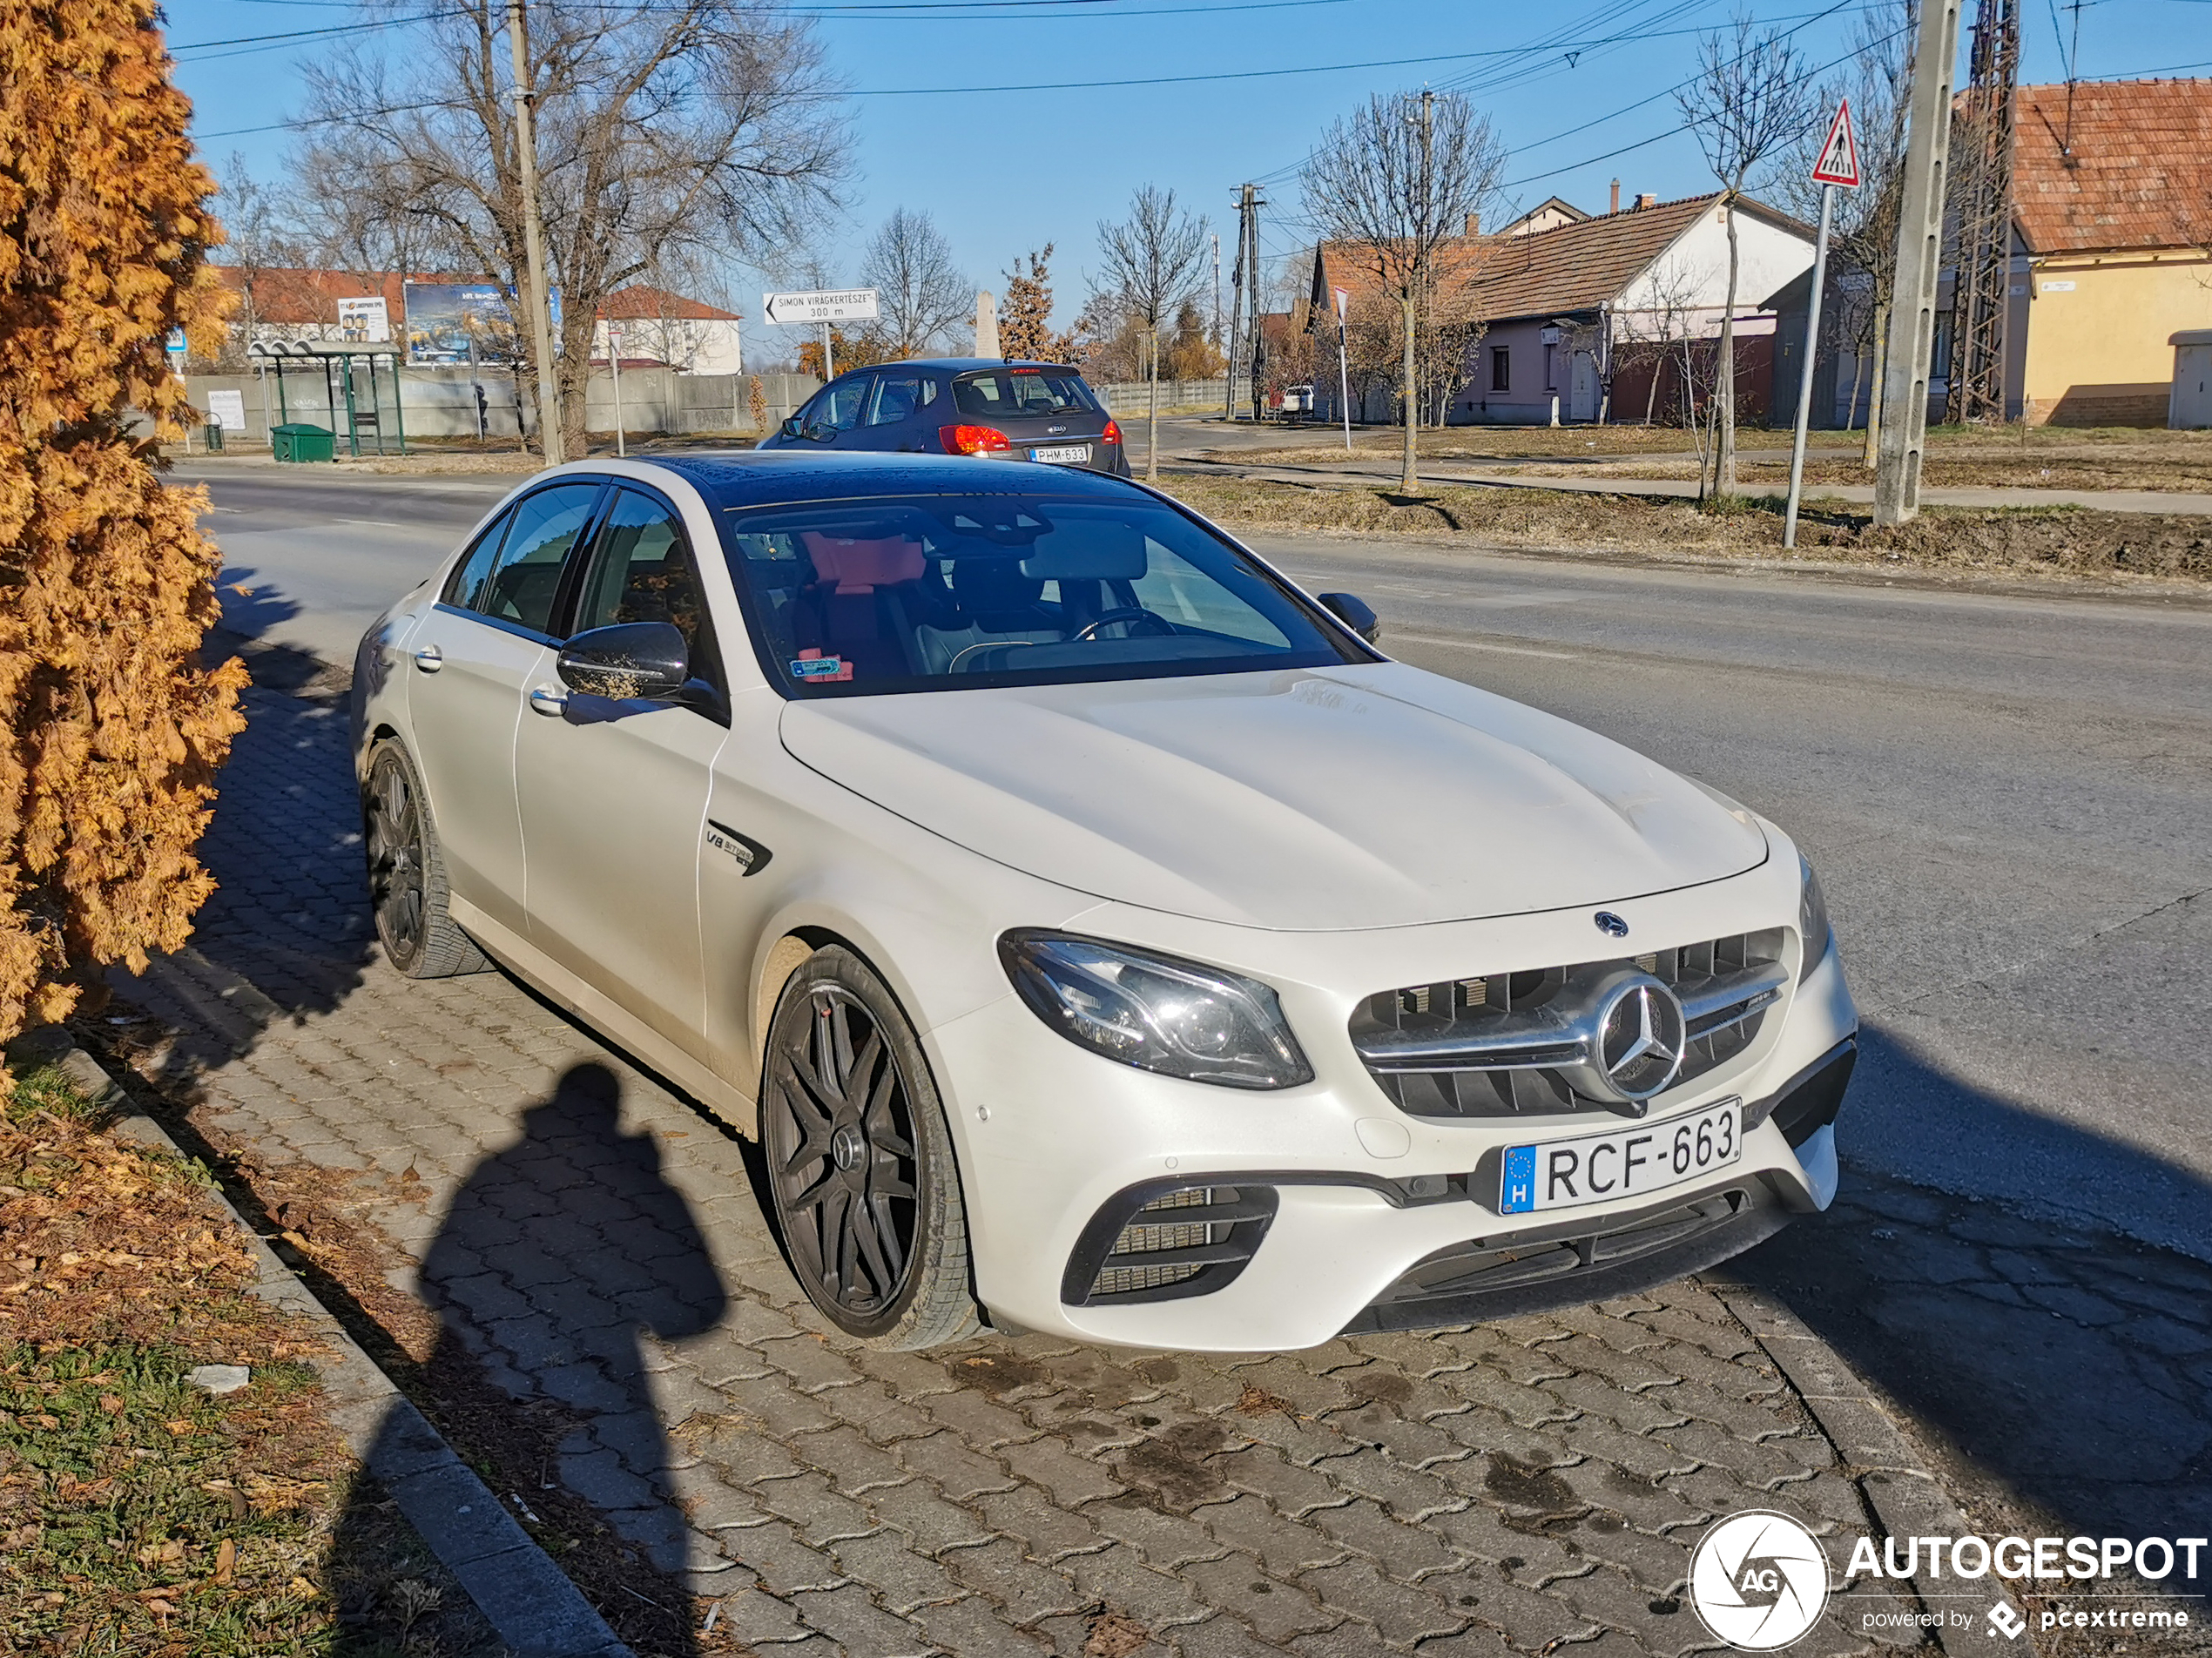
(556, 621, 689, 700)
(1317, 591, 1379, 644)
(779, 415, 804, 440)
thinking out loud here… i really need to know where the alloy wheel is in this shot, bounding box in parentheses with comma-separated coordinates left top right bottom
(365, 754, 426, 963)
(765, 984, 922, 1322)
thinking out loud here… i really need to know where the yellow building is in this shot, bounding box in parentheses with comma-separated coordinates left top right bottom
(2006, 79, 2212, 427)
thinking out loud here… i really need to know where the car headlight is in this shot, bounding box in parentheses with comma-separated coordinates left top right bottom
(1798, 853, 1833, 981)
(998, 931, 1313, 1090)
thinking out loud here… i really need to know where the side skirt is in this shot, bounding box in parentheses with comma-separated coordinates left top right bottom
(449, 895, 760, 1137)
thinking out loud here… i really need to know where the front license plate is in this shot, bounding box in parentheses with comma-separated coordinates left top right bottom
(1030, 444, 1091, 464)
(1499, 1100, 1742, 1215)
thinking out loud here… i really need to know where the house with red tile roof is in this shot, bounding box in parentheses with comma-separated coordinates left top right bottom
(1998, 78, 2212, 425)
(209, 268, 743, 374)
(1303, 191, 1816, 424)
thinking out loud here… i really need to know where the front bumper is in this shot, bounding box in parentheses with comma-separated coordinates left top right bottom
(927, 882, 1858, 1351)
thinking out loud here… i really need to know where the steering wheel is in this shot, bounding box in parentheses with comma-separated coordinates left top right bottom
(1070, 607, 1174, 643)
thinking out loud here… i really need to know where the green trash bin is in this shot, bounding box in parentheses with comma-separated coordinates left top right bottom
(271, 422, 334, 463)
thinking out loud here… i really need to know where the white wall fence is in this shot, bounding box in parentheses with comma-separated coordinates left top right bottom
(181, 366, 822, 448)
(1090, 378, 1231, 415)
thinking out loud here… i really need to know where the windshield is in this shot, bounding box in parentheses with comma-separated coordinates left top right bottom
(718, 494, 1364, 697)
(953, 369, 1097, 419)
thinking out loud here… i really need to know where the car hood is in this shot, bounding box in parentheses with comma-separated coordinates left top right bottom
(779, 664, 1768, 931)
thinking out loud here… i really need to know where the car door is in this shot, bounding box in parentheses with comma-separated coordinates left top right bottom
(799, 374, 874, 449)
(514, 483, 729, 1057)
(852, 369, 937, 452)
(404, 479, 605, 937)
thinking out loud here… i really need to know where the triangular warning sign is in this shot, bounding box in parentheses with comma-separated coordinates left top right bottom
(1810, 98, 1862, 187)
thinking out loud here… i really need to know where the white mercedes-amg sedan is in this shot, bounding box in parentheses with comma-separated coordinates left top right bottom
(351, 453, 1858, 1351)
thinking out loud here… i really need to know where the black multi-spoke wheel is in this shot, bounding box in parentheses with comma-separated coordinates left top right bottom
(762, 947, 976, 1346)
(363, 743, 485, 979)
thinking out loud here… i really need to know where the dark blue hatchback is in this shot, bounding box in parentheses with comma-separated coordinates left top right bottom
(757, 358, 1130, 478)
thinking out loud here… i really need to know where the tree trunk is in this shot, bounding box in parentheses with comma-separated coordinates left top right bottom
(1716, 194, 1741, 497)
(1643, 350, 1660, 425)
(1864, 298, 1889, 468)
(1146, 327, 1160, 482)
(1401, 294, 1418, 489)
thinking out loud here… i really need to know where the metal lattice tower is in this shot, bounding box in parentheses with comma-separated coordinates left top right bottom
(1946, 0, 2022, 424)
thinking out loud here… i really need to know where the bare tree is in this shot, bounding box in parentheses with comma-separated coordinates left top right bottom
(1094, 185, 1209, 479)
(211, 154, 305, 369)
(1775, 0, 1915, 455)
(295, 0, 846, 456)
(1301, 89, 1506, 486)
(1676, 15, 1818, 495)
(859, 207, 969, 360)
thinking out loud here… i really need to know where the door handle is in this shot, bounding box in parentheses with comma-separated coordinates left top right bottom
(413, 645, 443, 673)
(528, 684, 569, 716)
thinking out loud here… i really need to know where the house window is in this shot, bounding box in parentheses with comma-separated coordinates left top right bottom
(1491, 346, 1511, 393)
(1544, 345, 1558, 390)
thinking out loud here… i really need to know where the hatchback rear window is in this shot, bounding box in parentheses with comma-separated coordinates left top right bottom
(953, 370, 1097, 418)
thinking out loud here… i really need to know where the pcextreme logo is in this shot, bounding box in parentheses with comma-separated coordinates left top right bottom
(1689, 1511, 1831, 1650)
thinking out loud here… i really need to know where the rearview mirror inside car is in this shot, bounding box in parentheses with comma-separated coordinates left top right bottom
(1317, 592, 1379, 644)
(556, 622, 689, 700)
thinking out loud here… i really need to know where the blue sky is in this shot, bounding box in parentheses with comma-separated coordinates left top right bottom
(170, 0, 2211, 355)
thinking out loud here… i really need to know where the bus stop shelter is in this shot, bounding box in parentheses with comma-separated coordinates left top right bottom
(247, 340, 409, 458)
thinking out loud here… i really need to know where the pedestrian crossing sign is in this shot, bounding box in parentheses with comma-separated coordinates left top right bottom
(1810, 99, 1862, 188)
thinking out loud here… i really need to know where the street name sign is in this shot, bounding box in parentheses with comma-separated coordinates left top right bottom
(763, 287, 880, 327)
(1810, 98, 1862, 188)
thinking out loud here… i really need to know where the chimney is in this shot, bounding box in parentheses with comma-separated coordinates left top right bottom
(1610, 179, 1621, 213)
(1635, 192, 1658, 211)
(1465, 212, 1480, 237)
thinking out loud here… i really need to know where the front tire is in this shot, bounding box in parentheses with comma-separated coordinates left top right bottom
(760, 947, 978, 1348)
(363, 741, 488, 979)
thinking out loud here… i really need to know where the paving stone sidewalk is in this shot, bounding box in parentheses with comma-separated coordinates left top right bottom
(116, 675, 1989, 1657)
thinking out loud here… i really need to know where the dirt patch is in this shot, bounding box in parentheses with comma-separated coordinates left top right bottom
(1157, 476, 2212, 584)
(1482, 1451, 1581, 1520)
(1114, 1419, 1231, 1510)
(1085, 1609, 1154, 1656)
(1233, 1380, 1298, 1419)
(948, 1349, 1050, 1396)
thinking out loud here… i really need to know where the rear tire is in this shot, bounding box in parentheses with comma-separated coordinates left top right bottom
(363, 740, 488, 979)
(760, 946, 979, 1349)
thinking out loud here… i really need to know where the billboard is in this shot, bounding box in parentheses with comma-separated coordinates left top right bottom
(404, 281, 520, 364)
(335, 295, 391, 342)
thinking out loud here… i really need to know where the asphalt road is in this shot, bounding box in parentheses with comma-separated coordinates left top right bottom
(177, 462, 2212, 1263)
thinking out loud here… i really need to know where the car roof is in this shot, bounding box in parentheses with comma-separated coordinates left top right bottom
(647, 450, 1143, 511)
(833, 357, 1079, 375)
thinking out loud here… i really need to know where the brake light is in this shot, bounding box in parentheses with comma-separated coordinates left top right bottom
(1102, 418, 1123, 446)
(941, 424, 1012, 455)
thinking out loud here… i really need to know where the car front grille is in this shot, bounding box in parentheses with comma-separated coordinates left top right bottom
(1062, 1183, 1279, 1306)
(1349, 929, 1788, 1120)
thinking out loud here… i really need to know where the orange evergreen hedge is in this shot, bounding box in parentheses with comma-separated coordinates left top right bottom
(0, 0, 247, 1037)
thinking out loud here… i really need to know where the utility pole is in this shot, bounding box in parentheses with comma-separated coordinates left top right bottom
(1227, 187, 1251, 421)
(1873, 0, 1966, 524)
(1211, 232, 1222, 356)
(507, 0, 563, 465)
(1244, 185, 1267, 422)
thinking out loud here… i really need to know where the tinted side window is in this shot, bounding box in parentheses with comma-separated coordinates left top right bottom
(819, 376, 871, 432)
(462, 482, 601, 634)
(575, 489, 716, 682)
(443, 507, 514, 606)
(867, 372, 933, 426)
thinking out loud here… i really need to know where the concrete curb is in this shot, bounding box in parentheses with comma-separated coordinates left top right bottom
(13, 1026, 635, 1658)
(1711, 1284, 2026, 1652)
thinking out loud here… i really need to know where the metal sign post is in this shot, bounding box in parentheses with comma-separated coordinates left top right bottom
(1784, 100, 1864, 549)
(1332, 286, 1353, 452)
(763, 290, 880, 383)
(608, 324, 625, 456)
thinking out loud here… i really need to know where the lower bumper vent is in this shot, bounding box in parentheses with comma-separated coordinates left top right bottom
(1062, 1183, 1280, 1307)
(1340, 1183, 1787, 1333)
